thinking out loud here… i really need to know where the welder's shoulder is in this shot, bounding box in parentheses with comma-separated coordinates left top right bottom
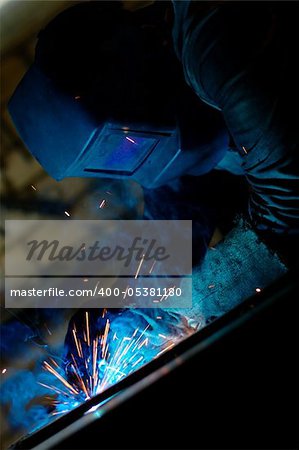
(181, 2, 296, 110)
(180, 3, 299, 235)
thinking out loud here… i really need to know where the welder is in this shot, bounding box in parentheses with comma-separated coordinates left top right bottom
(8, 1, 299, 259)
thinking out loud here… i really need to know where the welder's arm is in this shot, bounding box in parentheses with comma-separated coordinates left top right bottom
(184, 3, 299, 234)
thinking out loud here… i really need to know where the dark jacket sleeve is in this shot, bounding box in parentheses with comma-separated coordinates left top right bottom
(179, 2, 299, 234)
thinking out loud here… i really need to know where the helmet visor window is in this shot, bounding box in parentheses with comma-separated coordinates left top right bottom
(84, 131, 158, 175)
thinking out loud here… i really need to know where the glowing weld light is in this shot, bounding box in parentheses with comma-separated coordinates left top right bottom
(39, 310, 178, 417)
(64, 211, 71, 217)
(2, 368, 7, 374)
(255, 287, 261, 293)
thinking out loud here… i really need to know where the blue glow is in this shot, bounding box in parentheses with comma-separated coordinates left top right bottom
(0, 308, 185, 436)
(86, 133, 157, 172)
(0, 222, 286, 439)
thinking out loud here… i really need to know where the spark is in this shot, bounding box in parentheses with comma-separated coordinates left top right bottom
(2, 368, 7, 374)
(208, 284, 215, 289)
(49, 358, 59, 368)
(101, 319, 110, 358)
(85, 312, 90, 347)
(132, 356, 143, 368)
(83, 278, 88, 282)
(64, 211, 71, 217)
(72, 329, 83, 358)
(42, 361, 79, 395)
(99, 199, 106, 209)
(149, 260, 156, 274)
(40, 309, 180, 418)
(106, 191, 113, 195)
(138, 338, 148, 349)
(38, 382, 71, 398)
(242, 146, 248, 155)
(135, 254, 145, 279)
(52, 410, 69, 416)
(125, 136, 136, 144)
(123, 285, 129, 299)
(44, 323, 52, 335)
(133, 328, 139, 337)
(74, 95, 81, 100)
(132, 325, 149, 351)
(156, 342, 175, 357)
(30, 184, 37, 191)
(156, 316, 162, 320)
(255, 287, 261, 293)
(158, 286, 176, 303)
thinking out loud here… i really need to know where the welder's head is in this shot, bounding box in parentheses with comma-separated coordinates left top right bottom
(8, 1, 228, 187)
(35, 1, 179, 126)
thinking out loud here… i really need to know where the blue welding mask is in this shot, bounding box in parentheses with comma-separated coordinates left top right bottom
(7, 2, 229, 188)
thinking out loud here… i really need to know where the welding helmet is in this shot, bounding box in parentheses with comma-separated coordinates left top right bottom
(8, 2, 229, 188)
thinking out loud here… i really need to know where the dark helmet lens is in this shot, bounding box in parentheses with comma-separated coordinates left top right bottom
(84, 129, 159, 175)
